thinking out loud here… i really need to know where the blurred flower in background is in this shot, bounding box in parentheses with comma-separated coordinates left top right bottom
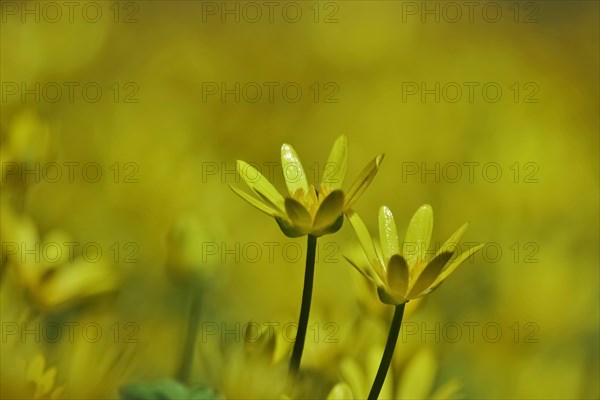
(1, 0, 598, 399)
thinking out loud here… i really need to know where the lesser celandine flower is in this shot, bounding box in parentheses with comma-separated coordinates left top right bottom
(230, 135, 384, 237)
(345, 204, 484, 399)
(346, 204, 484, 305)
(1, 209, 122, 309)
(230, 134, 384, 395)
(194, 324, 290, 399)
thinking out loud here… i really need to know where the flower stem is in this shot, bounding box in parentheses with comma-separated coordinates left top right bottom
(176, 291, 201, 384)
(286, 234, 317, 394)
(368, 302, 406, 400)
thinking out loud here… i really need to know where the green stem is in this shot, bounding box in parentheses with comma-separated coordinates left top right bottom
(176, 291, 201, 384)
(286, 234, 317, 394)
(368, 303, 406, 400)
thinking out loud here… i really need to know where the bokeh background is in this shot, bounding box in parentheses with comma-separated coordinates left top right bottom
(1, 1, 598, 399)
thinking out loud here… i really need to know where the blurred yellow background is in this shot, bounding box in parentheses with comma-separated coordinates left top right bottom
(1, 1, 598, 399)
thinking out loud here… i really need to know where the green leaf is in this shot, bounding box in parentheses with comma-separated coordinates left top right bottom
(313, 190, 345, 233)
(378, 206, 400, 264)
(119, 380, 223, 400)
(403, 204, 434, 269)
(236, 160, 285, 212)
(344, 154, 384, 210)
(323, 135, 348, 190)
(188, 386, 225, 399)
(407, 251, 453, 298)
(281, 143, 309, 196)
(119, 384, 157, 399)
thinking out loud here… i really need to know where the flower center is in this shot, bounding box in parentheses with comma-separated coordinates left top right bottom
(291, 184, 331, 218)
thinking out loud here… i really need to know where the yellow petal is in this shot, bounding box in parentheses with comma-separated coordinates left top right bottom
(230, 185, 280, 216)
(344, 154, 384, 210)
(36, 259, 121, 308)
(272, 328, 293, 365)
(37, 367, 58, 398)
(387, 254, 409, 297)
(339, 358, 365, 398)
(403, 204, 434, 269)
(407, 251, 453, 298)
(51, 385, 66, 400)
(346, 211, 385, 280)
(236, 160, 285, 211)
(8, 110, 52, 164)
(323, 135, 348, 190)
(26, 355, 45, 383)
(434, 223, 469, 258)
(281, 143, 309, 196)
(397, 348, 437, 400)
(284, 198, 312, 234)
(12, 215, 43, 288)
(327, 383, 354, 400)
(378, 206, 400, 264)
(432, 243, 485, 288)
(313, 190, 345, 233)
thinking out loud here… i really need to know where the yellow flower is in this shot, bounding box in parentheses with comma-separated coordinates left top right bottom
(165, 214, 220, 281)
(22, 355, 65, 399)
(197, 323, 291, 399)
(346, 204, 484, 305)
(231, 135, 384, 237)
